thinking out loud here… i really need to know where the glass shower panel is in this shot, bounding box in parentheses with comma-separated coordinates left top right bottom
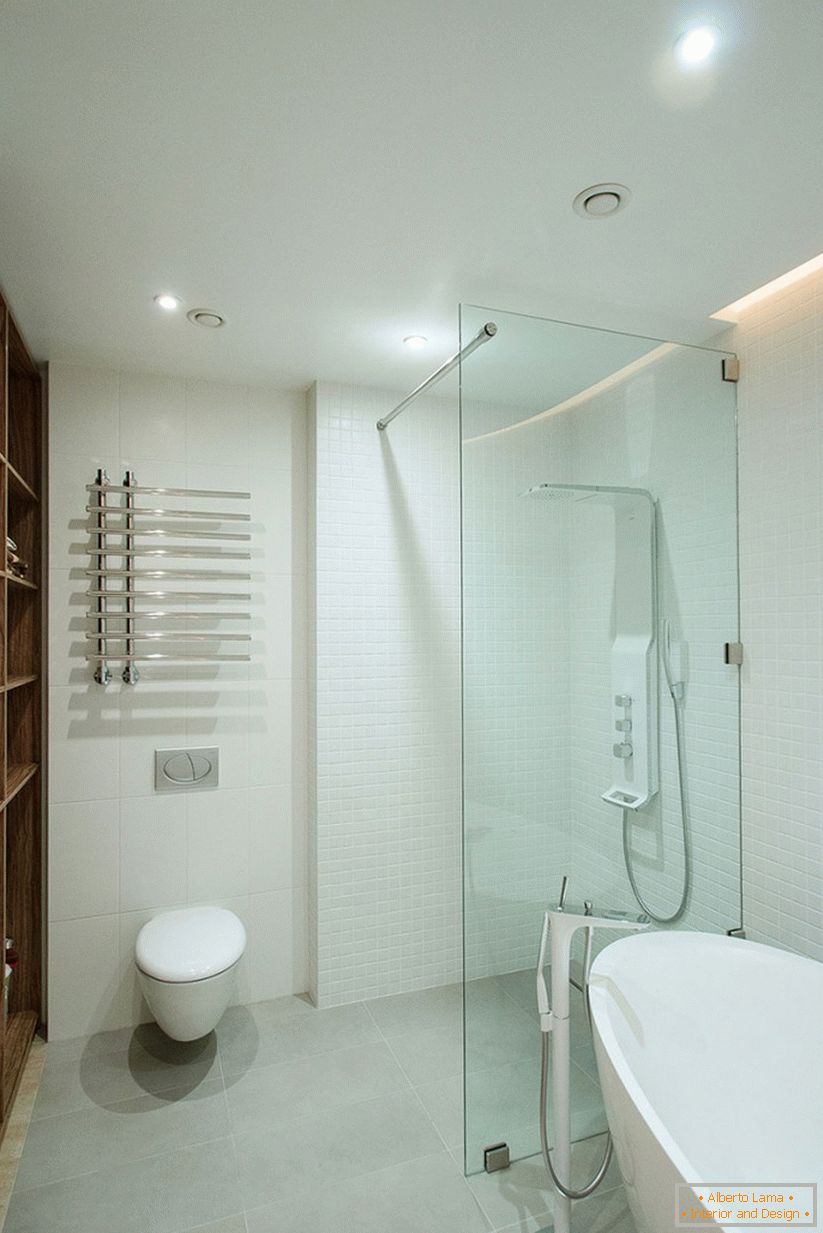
(460, 304, 740, 1175)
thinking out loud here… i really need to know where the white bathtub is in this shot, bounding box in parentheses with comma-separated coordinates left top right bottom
(589, 931, 823, 1233)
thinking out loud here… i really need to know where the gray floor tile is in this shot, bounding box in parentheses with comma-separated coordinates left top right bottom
(5, 1137, 242, 1233)
(571, 1184, 637, 1233)
(34, 1027, 220, 1120)
(225, 1039, 409, 1136)
(234, 1089, 442, 1209)
(245, 1150, 492, 1233)
(180, 1221, 247, 1233)
(415, 1072, 463, 1149)
(466, 1137, 622, 1232)
(388, 1022, 463, 1085)
(466, 1152, 553, 1231)
(16, 1078, 229, 1192)
(218, 1000, 380, 1077)
(366, 983, 463, 1038)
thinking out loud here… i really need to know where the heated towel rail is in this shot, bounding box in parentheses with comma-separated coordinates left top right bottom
(87, 470, 252, 684)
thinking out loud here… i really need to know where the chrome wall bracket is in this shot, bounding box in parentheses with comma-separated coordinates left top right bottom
(87, 472, 253, 683)
(483, 1143, 510, 1173)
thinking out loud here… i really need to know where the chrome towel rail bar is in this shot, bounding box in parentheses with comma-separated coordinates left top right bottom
(86, 483, 250, 499)
(88, 611, 251, 621)
(84, 505, 250, 522)
(86, 590, 252, 601)
(86, 632, 251, 642)
(87, 547, 251, 560)
(84, 526, 251, 541)
(87, 653, 251, 663)
(87, 469, 254, 684)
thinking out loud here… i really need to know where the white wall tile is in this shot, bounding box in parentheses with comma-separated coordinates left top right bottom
(186, 787, 250, 900)
(48, 915, 123, 1039)
(48, 363, 309, 1036)
(49, 800, 120, 921)
(119, 795, 187, 911)
(248, 888, 307, 1002)
(310, 383, 462, 1005)
(735, 268, 823, 959)
(185, 379, 250, 468)
(48, 365, 120, 458)
(119, 371, 187, 462)
(249, 784, 304, 892)
(49, 684, 120, 804)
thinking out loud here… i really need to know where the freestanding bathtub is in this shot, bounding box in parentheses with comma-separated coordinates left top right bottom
(589, 931, 823, 1233)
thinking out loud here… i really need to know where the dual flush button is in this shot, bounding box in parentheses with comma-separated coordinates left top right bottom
(155, 747, 219, 791)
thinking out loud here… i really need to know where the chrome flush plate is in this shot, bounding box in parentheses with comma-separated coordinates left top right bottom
(155, 747, 219, 791)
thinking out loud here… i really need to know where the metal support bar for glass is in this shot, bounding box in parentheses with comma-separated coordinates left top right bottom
(376, 322, 497, 431)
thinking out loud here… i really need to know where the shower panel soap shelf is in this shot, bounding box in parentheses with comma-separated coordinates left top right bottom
(86, 469, 253, 684)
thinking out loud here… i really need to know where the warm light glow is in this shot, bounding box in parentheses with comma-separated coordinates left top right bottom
(403, 335, 428, 350)
(711, 252, 823, 321)
(675, 25, 719, 64)
(465, 344, 677, 444)
(154, 293, 181, 312)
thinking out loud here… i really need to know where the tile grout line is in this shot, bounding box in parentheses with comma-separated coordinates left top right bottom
(362, 999, 496, 1232)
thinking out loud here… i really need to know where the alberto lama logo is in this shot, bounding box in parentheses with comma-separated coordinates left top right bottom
(675, 1184, 818, 1227)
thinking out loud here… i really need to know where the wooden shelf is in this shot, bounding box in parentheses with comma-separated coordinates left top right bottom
(0, 288, 45, 1132)
(6, 464, 38, 504)
(3, 764, 38, 809)
(3, 572, 37, 591)
(2, 676, 38, 695)
(3, 1012, 37, 1102)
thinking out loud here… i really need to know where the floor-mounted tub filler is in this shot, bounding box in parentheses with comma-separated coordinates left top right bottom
(536, 877, 649, 1233)
(589, 931, 823, 1233)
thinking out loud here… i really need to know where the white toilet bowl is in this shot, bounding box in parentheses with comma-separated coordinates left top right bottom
(135, 906, 246, 1041)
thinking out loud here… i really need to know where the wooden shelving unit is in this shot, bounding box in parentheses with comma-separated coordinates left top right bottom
(0, 288, 45, 1133)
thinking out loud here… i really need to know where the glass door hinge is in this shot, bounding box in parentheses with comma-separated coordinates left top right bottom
(722, 357, 740, 383)
(724, 642, 744, 665)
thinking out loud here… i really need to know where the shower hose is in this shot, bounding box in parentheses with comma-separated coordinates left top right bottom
(538, 640, 692, 1199)
(622, 648, 691, 924)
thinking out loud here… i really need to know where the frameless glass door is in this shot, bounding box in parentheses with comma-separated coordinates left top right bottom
(459, 304, 740, 1173)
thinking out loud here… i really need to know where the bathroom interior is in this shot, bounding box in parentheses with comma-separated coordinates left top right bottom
(0, 3, 820, 1232)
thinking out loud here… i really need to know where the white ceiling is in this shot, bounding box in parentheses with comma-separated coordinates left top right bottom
(1, 0, 822, 393)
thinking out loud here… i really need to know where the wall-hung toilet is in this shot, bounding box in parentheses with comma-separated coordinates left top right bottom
(135, 906, 246, 1041)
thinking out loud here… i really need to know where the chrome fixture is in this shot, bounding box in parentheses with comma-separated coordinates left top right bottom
(155, 747, 219, 791)
(376, 322, 497, 431)
(536, 878, 649, 1233)
(86, 472, 252, 682)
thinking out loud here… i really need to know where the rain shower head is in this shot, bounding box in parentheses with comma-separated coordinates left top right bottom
(522, 482, 654, 507)
(523, 483, 594, 502)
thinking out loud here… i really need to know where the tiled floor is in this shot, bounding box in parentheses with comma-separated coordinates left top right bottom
(3, 976, 636, 1233)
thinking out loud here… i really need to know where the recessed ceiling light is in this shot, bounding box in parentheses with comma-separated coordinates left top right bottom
(572, 183, 631, 219)
(675, 25, 719, 65)
(187, 308, 225, 329)
(403, 335, 428, 350)
(153, 293, 181, 312)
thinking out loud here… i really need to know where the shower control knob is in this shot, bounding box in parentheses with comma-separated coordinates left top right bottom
(615, 719, 632, 732)
(613, 741, 633, 760)
(614, 694, 632, 708)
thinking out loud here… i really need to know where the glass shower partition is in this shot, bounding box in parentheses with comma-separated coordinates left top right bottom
(459, 304, 741, 1175)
